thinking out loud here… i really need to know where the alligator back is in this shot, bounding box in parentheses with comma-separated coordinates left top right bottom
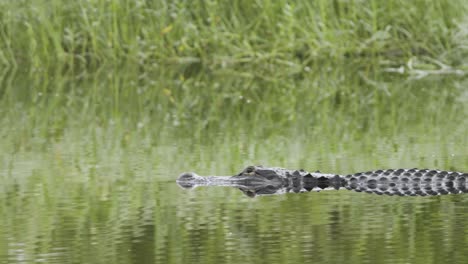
(342, 169, 467, 196)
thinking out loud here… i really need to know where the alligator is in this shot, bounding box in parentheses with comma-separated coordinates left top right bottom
(177, 165, 468, 197)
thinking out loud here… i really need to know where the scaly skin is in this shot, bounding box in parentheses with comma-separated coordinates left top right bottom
(177, 165, 468, 197)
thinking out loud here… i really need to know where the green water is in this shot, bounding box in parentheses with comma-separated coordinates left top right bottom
(0, 68, 467, 264)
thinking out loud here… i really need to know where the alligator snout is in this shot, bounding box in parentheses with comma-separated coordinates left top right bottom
(176, 172, 204, 189)
(177, 172, 201, 182)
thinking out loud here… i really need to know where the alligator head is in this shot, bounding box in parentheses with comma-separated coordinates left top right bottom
(177, 165, 288, 196)
(177, 165, 318, 197)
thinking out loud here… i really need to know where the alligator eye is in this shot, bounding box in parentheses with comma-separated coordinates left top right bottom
(245, 166, 255, 173)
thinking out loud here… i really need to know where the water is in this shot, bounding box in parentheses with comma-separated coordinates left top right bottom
(0, 69, 467, 263)
(172, 189, 467, 264)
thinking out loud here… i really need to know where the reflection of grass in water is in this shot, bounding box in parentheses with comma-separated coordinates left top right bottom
(0, 67, 466, 179)
(1, 65, 466, 136)
(1, 1, 468, 73)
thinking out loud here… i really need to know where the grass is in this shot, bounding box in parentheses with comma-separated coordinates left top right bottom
(0, 0, 467, 76)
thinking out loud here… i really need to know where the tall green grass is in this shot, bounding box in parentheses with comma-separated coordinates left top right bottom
(1, 0, 468, 75)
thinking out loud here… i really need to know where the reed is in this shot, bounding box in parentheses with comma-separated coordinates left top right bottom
(0, 0, 467, 75)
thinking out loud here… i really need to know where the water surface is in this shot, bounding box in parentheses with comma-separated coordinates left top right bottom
(0, 69, 467, 263)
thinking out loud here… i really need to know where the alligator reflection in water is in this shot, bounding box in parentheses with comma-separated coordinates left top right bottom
(177, 165, 468, 197)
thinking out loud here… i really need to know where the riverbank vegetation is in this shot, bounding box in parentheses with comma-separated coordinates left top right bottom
(1, 0, 468, 77)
